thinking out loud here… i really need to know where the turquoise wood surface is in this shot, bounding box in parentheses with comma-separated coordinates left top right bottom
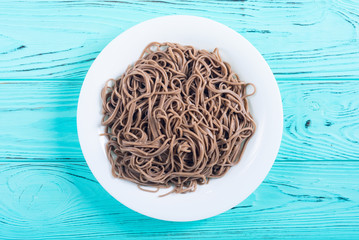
(1, 0, 359, 239)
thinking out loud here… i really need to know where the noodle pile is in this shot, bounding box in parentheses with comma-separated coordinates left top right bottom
(101, 42, 255, 196)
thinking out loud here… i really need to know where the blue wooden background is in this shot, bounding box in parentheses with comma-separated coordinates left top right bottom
(1, 0, 359, 239)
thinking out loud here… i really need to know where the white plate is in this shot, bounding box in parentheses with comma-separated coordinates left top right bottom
(77, 15, 283, 222)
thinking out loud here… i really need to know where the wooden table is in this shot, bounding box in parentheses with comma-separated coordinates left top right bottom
(1, 1, 358, 239)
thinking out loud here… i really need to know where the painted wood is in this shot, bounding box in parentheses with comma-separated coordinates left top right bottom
(278, 80, 359, 161)
(1, 0, 359, 239)
(0, 80, 83, 161)
(0, 161, 358, 239)
(1, 0, 359, 79)
(0, 79, 358, 238)
(1, 80, 358, 162)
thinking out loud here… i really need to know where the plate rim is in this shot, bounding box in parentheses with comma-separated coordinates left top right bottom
(77, 15, 283, 222)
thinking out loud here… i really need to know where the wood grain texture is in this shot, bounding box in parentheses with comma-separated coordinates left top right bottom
(0, 161, 358, 239)
(1, 80, 358, 162)
(1, 0, 359, 239)
(0, 80, 83, 161)
(0, 80, 358, 238)
(1, 0, 359, 79)
(278, 80, 359, 161)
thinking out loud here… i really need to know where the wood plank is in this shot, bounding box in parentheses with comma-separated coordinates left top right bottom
(1, 0, 359, 79)
(278, 80, 359, 161)
(0, 161, 358, 239)
(0, 81, 83, 161)
(1, 80, 358, 162)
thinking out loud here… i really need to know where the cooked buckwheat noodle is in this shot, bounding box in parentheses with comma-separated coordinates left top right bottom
(101, 42, 255, 196)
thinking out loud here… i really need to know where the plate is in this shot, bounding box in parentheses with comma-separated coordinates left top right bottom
(77, 15, 283, 222)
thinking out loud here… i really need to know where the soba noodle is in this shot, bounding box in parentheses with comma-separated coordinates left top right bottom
(101, 42, 255, 196)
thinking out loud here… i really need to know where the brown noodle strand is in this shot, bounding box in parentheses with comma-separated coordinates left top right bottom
(101, 42, 256, 196)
